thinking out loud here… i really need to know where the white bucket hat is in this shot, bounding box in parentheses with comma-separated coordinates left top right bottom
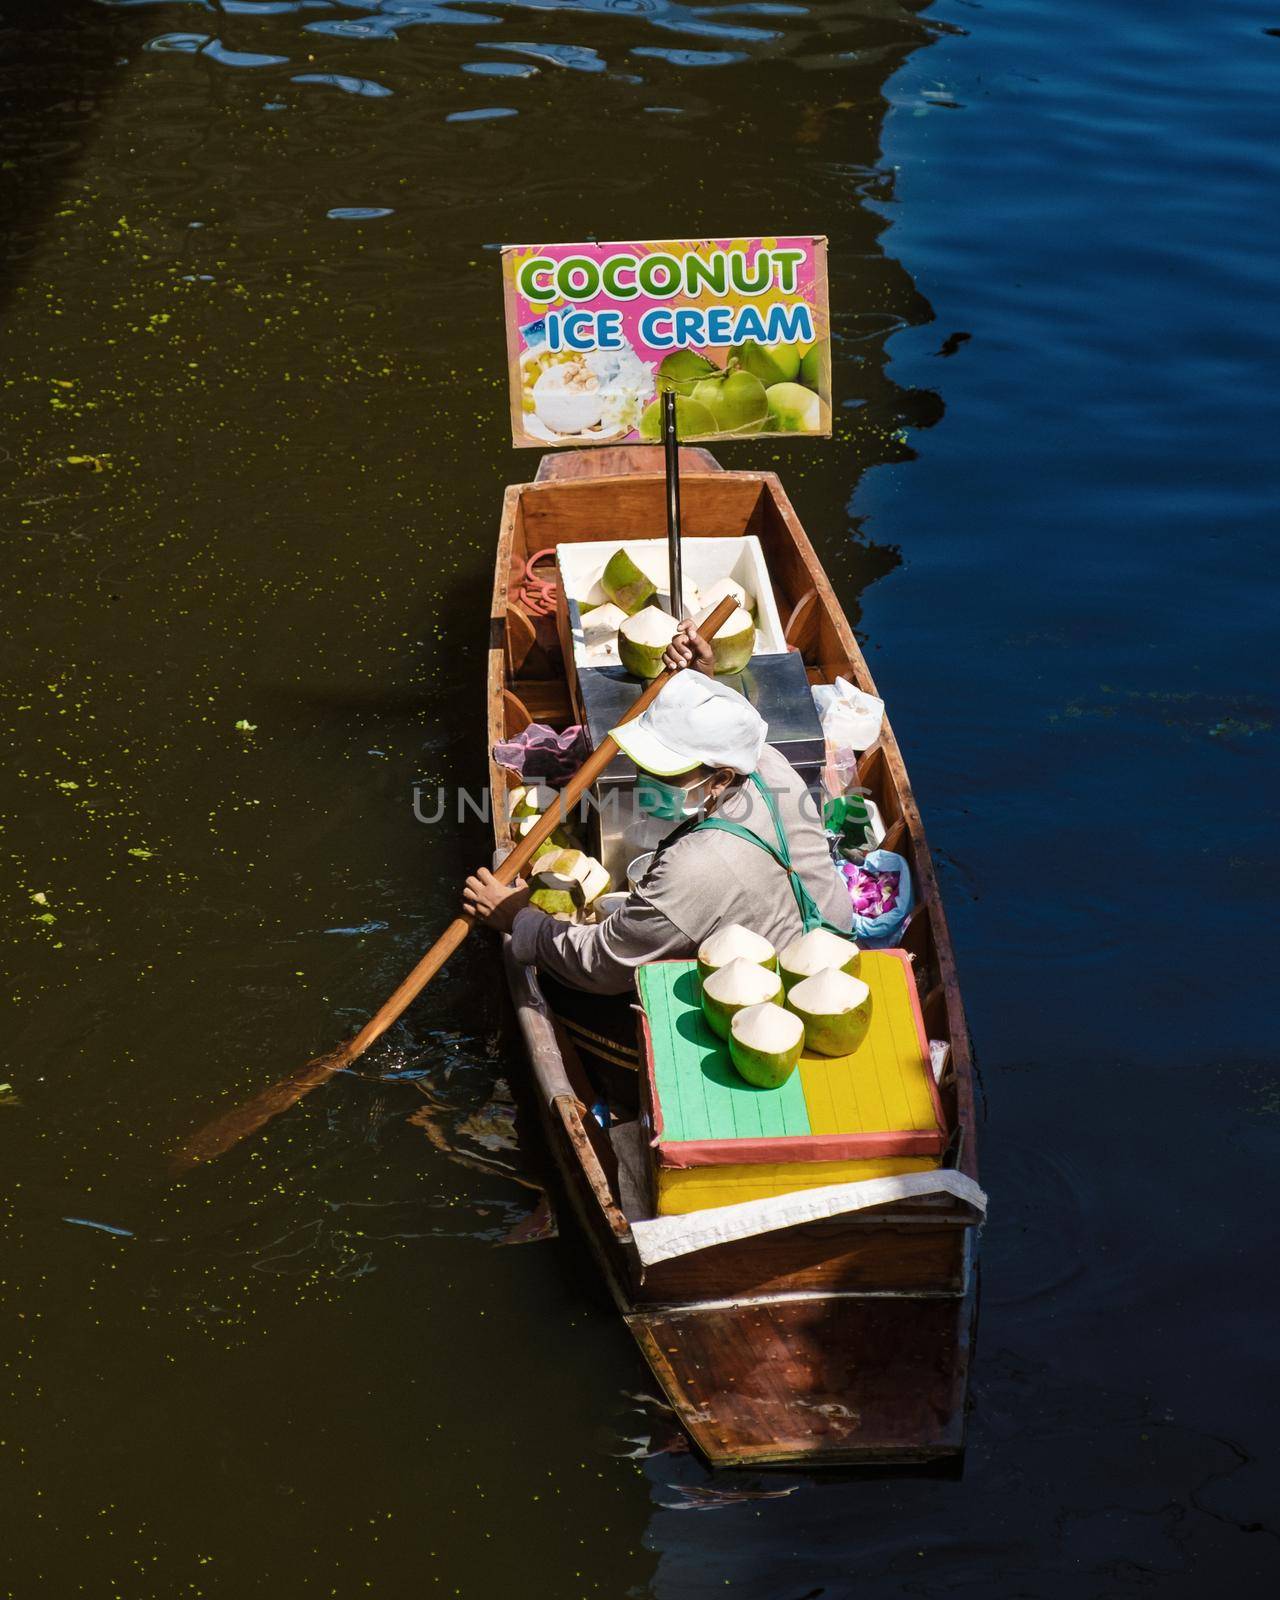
(610, 670, 768, 777)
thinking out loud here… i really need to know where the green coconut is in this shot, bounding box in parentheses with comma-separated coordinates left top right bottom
(695, 602, 755, 675)
(799, 342, 824, 391)
(729, 1001, 805, 1089)
(575, 575, 609, 613)
(689, 369, 769, 436)
(696, 574, 755, 618)
(638, 393, 716, 441)
(732, 339, 802, 387)
(510, 783, 557, 820)
(778, 927, 862, 994)
(516, 814, 579, 854)
(765, 381, 827, 434)
(786, 967, 873, 1058)
(617, 606, 679, 679)
(532, 847, 611, 907)
(528, 887, 580, 920)
(701, 957, 783, 1042)
(696, 923, 777, 986)
(601, 548, 657, 616)
(657, 349, 718, 396)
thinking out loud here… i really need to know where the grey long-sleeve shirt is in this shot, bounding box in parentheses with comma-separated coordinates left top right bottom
(509, 744, 851, 995)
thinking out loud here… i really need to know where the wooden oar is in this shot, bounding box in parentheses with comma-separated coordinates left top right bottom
(170, 593, 738, 1171)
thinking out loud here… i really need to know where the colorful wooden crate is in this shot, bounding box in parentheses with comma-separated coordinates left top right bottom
(637, 950, 946, 1215)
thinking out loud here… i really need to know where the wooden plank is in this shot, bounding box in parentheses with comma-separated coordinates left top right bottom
(628, 1288, 973, 1467)
(517, 474, 767, 548)
(634, 1218, 970, 1302)
(535, 445, 720, 482)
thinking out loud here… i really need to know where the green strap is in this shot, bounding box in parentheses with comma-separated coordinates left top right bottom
(692, 773, 847, 936)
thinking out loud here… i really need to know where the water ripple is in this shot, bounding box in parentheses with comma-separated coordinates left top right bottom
(293, 70, 394, 94)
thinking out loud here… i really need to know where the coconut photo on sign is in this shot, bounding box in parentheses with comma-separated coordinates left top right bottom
(501, 237, 831, 448)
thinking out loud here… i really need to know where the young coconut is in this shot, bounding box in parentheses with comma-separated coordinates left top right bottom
(510, 783, 557, 820)
(528, 887, 581, 920)
(601, 548, 656, 615)
(778, 926, 862, 993)
(581, 601, 627, 663)
(765, 381, 828, 434)
(694, 601, 755, 675)
(516, 814, 579, 855)
(697, 574, 756, 619)
(617, 606, 679, 679)
(532, 848, 611, 908)
(696, 923, 777, 986)
(575, 574, 609, 613)
(701, 956, 783, 1042)
(786, 967, 873, 1057)
(729, 1002, 805, 1089)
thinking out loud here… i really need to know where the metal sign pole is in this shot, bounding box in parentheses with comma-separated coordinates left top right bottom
(662, 390, 685, 618)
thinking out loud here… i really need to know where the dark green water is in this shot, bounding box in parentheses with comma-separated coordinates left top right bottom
(2, 1, 1277, 1594)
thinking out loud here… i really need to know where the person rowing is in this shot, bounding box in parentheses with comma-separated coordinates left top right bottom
(463, 619, 851, 995)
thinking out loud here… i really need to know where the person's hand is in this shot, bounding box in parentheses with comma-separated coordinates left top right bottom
(662, 618, 716, 678)
(462, 869, 532, 934)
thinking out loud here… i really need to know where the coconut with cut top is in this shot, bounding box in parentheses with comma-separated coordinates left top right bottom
(729, 1001, 805, 1089)
(785, 967, 873, 1057)
(694, 601, 755, 675)
(696, 923, 777, 985)
(778, 926, 861, 993)
(701, 956, 783, 1042)
(617, 606, 679, 679)
(601, 548, 657, 616)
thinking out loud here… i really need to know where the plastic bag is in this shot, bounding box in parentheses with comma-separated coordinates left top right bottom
(814, 678, 885, 796)
(841, 849, 913, 945)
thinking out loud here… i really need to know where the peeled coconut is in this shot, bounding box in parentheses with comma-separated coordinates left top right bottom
(786, 967, 873, 1058)
(729, 1002, 805, 1089)
(510, 783, 557, 820)
(601, 548, 657, 615)
(516, 815, 579, 859)
(694, 602, 755, 675)
(765, 381, 827, 434)
(778, 927, 861, 993)
(529, 887, 580, 920)
(618, 606, 679, 679)
(582, 601, 627, 662)
(697, 574, 755, 618)
(532, 847, 611, 908)
(701, 956, 783, 1042)
(575, 574, 609, 613)
(696, 923, 777, 985)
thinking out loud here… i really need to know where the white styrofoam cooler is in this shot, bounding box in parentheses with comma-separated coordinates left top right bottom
(556, 536, 787, 672)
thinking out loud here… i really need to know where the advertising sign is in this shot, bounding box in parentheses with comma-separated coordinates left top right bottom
(501, 237, 830, 449)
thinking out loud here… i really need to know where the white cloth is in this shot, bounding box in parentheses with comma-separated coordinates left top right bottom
(629, 1170, 988, 1266)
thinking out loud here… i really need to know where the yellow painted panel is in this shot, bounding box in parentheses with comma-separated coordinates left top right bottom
(799, 951, 937, 1136)
(657, 1155, 938, 1216)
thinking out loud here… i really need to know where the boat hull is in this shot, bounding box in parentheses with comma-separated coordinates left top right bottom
(491, 448, 980, 1468)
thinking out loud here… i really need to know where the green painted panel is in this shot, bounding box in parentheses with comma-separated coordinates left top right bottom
(638, 961, 811, 1146)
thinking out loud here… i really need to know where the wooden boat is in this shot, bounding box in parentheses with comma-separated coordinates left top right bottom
(487, 446, 982, 1469)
